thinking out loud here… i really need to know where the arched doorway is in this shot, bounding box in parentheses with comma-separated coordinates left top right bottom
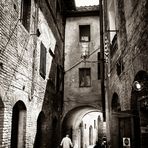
(62, 106, 104, 148)
(34, 111, 46, 148)
(11, 100, 27, 148)
(111, 93, 121, 148)
(111, 93, 133, 148)
(0, 97, 4, 147)
(132, 70, 148, 148)
(111, 93, 121, 112)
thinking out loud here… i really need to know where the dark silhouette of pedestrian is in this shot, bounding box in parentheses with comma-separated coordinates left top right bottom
(94, 141, 101, 148)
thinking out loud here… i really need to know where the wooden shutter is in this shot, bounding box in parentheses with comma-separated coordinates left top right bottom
(40, 42, 46, 79)
(79, 68, 91, 87)
(21, 0, 31, 31)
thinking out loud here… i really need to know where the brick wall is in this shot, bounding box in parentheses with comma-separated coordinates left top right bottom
(109, 0, 148, 110)
(0, 0, 65, 147)
(106, 0, 148, 147)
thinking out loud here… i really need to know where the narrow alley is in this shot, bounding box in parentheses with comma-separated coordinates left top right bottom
(0, 0, 148, 148)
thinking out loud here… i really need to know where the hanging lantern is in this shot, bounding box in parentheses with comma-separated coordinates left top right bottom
(81, 42, 90, 60)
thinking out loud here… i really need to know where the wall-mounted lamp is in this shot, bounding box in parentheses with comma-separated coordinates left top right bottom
(80, 42, 90, 61)
(133, 80, 148, 111)
(133, 81, 143, 92)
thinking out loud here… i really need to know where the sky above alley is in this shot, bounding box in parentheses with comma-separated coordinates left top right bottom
(75, 0, 99, 7)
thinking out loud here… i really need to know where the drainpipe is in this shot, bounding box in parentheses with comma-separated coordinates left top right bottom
(99, 0, 106, 121)
(60, 1, 66, 141)
(100, 0, 112, 146)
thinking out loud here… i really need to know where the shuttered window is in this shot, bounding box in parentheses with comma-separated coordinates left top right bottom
(21, 0, 31, 31)
(79, 68, 91, 87)
(79, 25, 90, 42)
(56, 65, 63, 92)
(40, 42, 46, 79)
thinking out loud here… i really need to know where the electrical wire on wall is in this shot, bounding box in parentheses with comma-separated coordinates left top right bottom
(0, 3, 39, 100)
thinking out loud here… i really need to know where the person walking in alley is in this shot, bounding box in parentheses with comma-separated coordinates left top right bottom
(94, 140, 101, 148)
(60, 134, 73, 148)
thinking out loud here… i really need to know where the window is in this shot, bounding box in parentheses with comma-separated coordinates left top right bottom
(56, 65, 63, 92)
(110, 34, 118, 57)
(94, 120, 96, 129)
(79, 25, 90, 42)
(111, 93, 121, 112)
(11, 101, 26, 148)
(21, 0, 31, 31)
(116, 58, 124, 76)
(40, 42, 47, 79)
(89, 125, 93, 145)
(79, 68, 91, 87)
(56, 0, 61, 20)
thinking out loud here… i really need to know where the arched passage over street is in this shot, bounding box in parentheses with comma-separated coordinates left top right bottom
(62, 106, 105, 148)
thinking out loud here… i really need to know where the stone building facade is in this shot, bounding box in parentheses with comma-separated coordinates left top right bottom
(63, 5, 104, 148)
(104, 0, 148, 147)
(0, 0, 69, 147)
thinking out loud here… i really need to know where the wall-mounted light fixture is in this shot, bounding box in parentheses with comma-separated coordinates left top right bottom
(80, 42, 90, 61)
(132, 81, 143, 92)
(133, 80, 148, 111)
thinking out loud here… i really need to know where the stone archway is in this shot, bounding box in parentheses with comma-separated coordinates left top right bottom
(131, 70, 148, 148)
(11, 100, 27, 148)
(62, 106, 103, 148)
(111, 92, 121, 148)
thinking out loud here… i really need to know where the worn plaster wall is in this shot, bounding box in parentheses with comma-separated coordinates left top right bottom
(64, 16, 101, 117)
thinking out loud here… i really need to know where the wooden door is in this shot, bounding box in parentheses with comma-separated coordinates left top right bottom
(119, 117, 132, 148)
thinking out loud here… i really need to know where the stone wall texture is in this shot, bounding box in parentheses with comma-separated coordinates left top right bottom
(109, 0, 148, 112)
(105, 0, 148, 147)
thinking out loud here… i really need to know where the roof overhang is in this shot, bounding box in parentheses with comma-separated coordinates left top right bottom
(65, 9, 99, 17)
(64, 5, 100, 17)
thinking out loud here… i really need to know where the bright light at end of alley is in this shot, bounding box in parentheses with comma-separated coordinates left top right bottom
(75, 0, 99, 7)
